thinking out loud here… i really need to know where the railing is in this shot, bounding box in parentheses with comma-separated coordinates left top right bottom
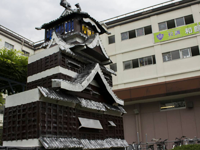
(0, 24, 44, 47)
(100, 0, 182, 24)
(0, 25, 34, 44)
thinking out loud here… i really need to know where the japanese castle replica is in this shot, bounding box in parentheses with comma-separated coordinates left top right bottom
(2, 1, 128, 149)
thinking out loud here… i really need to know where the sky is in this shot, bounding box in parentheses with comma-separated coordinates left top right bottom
(0, 0, 173, 42)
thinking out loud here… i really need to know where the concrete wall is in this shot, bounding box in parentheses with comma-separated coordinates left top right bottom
(101, 3, 200, 90)
(123, 95, 200, 144)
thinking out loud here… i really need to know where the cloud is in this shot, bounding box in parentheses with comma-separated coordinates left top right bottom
(0, 0, 168, 41)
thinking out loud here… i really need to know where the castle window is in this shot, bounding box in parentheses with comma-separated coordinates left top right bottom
(65, 21, 74, 33)
(71, 20, 74, 31)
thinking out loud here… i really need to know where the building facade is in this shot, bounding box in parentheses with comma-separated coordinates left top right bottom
(0, 25, 44, 56)
(100, 0, 200, 146)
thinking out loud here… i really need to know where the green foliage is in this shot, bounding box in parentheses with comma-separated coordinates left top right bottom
(0, 94, 5, 105)
(171, 145, 200, 150)
(0, 48, 28, 93)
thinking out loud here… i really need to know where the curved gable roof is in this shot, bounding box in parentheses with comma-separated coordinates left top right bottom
(52, 63, 124, 105)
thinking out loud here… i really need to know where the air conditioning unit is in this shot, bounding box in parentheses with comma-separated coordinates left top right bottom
(186, 101, 193, 109)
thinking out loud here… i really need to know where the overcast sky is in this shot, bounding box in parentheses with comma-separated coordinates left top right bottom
(0, 0, 171, 42)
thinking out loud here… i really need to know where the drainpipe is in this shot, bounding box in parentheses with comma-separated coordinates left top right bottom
(134, 104, 142, 143)
(21, 38, 24, 51)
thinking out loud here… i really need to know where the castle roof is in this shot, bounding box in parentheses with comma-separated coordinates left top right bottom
(52, 63, 124, 106)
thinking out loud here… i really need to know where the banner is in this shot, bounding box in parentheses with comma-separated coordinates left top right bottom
(154, 22, 200, 43)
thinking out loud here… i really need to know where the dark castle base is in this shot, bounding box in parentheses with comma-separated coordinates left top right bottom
(3, 101, 124, 141)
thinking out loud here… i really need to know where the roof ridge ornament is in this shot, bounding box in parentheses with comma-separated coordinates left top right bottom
(60, 0, 82, 16)
(60, 0, 72, 10)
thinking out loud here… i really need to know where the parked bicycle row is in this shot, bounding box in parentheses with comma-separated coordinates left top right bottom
(127, 136, 200, 150)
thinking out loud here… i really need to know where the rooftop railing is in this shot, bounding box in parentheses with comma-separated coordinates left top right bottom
(0, 25, 44, 47)
(100, 0, 183, 23)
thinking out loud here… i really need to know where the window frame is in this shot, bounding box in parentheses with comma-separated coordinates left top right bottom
(22, 50, 30, 57)
(108, 35, 115, 44)
(175, 17, 185, 27)
(121, 25, 152, 41)
(139, 56, 154, 67)
(159, 22, 168, 31)
(4, 42, 14, 50)
(123, 55, 156, 70)
(162, 46, 198, 62)
(123, 60, 133, 70)
(180, 48, 192, 59)
(136, 27, 145, 37)
(121, 32, 129, 41)
(158, 15, 194, 31)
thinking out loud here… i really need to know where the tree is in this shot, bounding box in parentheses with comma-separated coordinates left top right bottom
(0, 94, 4, 105)
(0, 48, 28, 94)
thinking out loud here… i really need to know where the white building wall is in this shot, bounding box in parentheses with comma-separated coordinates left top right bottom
(0, 34, 35, 56)
(101, 3, 200, 90)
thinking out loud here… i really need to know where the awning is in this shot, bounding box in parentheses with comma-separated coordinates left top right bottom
(78, 117, 103, 130)
(39, 136, 129, 149)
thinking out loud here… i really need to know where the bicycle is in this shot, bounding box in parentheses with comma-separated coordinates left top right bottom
(172, 136, 186, 149)
(130, 142, 142, 150)
(146, 142, 154, 150)
(152, 138, 168, 150)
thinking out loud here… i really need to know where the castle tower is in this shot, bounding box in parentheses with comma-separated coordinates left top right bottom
(2, 2, 128, 149)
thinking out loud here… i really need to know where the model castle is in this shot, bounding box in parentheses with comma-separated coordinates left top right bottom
(2, 1, 128, 149)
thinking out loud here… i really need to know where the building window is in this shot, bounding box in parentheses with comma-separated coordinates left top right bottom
(191, 46, 200, 56)
(123, 60, 132, 70)
(136, 28, 144, 37)
(175, 17, 185, 27)
(121, 32, 129, 41)
(108, 35, 115, 44)
(123, 55, 156, 70)
(181, 48, 191, 58)
(158, 15, 194, 31)
(160, 99, 186, 111)
(171, 50, 180, 60)
(163, 46, 199, 62)
(4, 42, 14, 50)
(132, 59, 139, 68)
(110, 63, 117, 72)
(22, 50, 30, 56)
(121, 26, 152, 41)
(159, 22, 167, 31)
